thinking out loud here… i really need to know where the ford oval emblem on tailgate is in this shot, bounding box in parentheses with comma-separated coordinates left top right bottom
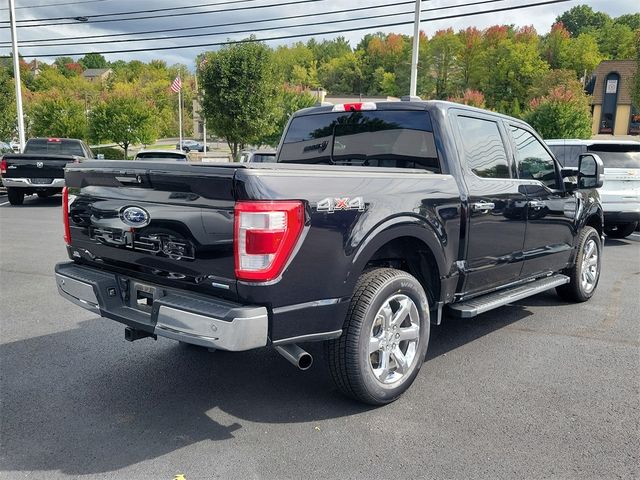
(120, 206, 150, 227)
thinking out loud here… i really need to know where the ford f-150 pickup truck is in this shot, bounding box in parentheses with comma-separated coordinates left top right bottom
(1, 137, 93, 205)
(55, 100, 605, 404)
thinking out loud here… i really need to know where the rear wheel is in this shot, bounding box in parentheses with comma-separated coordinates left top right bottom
(7, 188, 24, 206)
(604, 222, 637, 239)
(556, 226, 601, 302)
(326, 268, 430, 405)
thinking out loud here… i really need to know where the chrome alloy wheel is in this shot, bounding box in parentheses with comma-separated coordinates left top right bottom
(369, 294, 421, 385)
(581, 238, 599, 293)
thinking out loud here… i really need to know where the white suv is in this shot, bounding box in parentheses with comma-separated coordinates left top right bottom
(546, 139, 640, 239)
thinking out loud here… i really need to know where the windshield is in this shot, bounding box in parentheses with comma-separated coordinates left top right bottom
(280, 110, 440, 172)
(136, 152, 187, 161)
(587, 144, 640, 168)
(24, 139, 85, 156)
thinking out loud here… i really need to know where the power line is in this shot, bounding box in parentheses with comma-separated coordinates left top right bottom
(11, 0, 576, 58)
(2, 0, 510, 49)
(7, 1, 413, 45)
(0, 0, 113, 11)
(4, 0, 267, 23)
(0, 0, 331, 28)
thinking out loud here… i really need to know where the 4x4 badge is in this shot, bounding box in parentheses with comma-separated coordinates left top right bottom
(317, 196, 365, 213)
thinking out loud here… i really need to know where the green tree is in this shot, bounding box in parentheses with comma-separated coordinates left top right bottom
(260, 86, 316, 146)
(429, 28, 463, 99)
(541, 22, 570, 69)
(563, 32, 603, 77)
(555, 5, 610, 37)
(632, 31, 640, 109)
(595, 22, 636, 59)
(78, 53, 108, 70)
(0, 67, 16, 140)
(199, 39, 280, 156)
(524, 86, 592, 139)
(483, 38, 549, 113)
(318, 51, 365, 94)
(28, 92, 87, 139)
(457, 27, 485, 91)
(615, 13, 640, 31)
(308, 37, 352, 64)
(528, 69, 585, 99)
(89, 92, 158, 159)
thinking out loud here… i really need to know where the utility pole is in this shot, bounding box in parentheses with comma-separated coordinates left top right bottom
(409, 0, 422, 98)
(8, 0, 26, 151)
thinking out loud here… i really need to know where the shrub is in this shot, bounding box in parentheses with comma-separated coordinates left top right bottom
(449, 89, 486, 108)
(524, 86, 592, 139)
(92, 146, 125, 159)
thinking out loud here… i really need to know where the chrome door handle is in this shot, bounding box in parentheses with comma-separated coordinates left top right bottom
(471, 201, 496, 212)
(528, 200, 546, 209)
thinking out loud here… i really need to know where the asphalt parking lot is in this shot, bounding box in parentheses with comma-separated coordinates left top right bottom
(1, 194, 638, 480)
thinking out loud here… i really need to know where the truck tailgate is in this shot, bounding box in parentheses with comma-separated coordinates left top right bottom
(2, 154, 74, 179)
(64, 161, 242, 299)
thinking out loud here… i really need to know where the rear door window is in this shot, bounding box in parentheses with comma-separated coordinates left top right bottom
(279, 110, 440, 172)
(510, 126, 559, 189)
(457, 116, 511, 179)
(587, 144, 640, 168)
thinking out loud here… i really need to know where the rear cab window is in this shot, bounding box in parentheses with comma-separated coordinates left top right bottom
(279, 109, 440, 173)
(136, 152, 187, 161)
(24, 139, 85, 157)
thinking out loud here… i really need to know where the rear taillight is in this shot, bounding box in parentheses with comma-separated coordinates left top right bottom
(1, 158, 6, 175)
(62, 186, 71, 245)
(234, 201, 304, 281)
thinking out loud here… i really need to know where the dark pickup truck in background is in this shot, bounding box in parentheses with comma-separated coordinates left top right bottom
(55, 100, 605, 404)
(1, 137, 93, 205)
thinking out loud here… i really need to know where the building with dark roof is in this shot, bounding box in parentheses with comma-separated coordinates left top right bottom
(589, 60, 638, 136)
(82, 68, 113, 83)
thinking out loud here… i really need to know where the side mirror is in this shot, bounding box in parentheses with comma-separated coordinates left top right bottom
(96, 153, 105, 160)
(578, 153, 604, 189)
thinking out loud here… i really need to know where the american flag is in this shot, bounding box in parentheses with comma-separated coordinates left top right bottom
(170, 76, 182, 93)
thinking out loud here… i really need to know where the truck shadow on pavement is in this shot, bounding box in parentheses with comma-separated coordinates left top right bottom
(3, 195, 62, 208)
(0, 306, 533, 475)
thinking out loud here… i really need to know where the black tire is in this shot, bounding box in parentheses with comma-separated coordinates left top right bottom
(326, 268, 430, 405)
(556, 226, 602, 302)
(7, 188, 24, 206)
(604, 222, 638, 239)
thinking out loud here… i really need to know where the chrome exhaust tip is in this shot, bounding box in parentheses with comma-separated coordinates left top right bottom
(275, 344, 313, 371)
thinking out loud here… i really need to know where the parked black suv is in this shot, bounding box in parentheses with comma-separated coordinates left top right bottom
(55, 101, 604, 404)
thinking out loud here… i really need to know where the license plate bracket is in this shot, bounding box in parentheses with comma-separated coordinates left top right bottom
(30, 178, 53, 184)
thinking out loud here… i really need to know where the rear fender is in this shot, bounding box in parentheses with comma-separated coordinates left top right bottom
(348, 217, 450, 295)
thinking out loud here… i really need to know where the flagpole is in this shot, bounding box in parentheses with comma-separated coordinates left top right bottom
(178, 80, 183, 150)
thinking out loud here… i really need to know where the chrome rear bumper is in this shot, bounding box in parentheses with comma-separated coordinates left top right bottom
(55, 262, 268, 351)
(2, 177, 65, 188)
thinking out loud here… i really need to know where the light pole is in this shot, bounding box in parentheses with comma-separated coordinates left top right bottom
(409, 0, 422, 98)
(8, 0, 26, 151)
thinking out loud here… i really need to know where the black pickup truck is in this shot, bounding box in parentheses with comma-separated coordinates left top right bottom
(55, 100, 605, 404)
(1, 137, 93, 205)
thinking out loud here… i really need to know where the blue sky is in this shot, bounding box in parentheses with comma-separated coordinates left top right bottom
(0, 0, 637, 67)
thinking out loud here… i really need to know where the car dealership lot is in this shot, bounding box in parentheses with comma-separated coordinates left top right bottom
(1, 196, 639, 480)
